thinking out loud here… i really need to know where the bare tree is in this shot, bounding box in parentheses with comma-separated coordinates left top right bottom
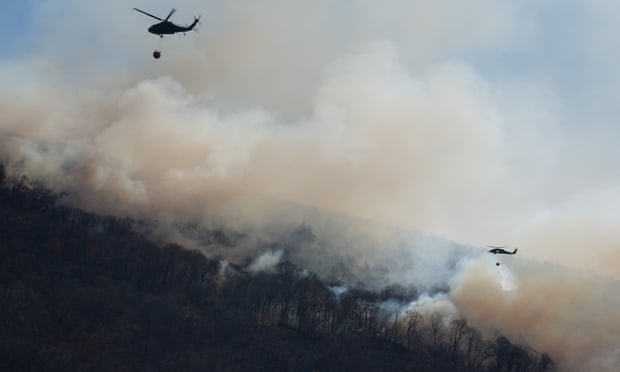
(404, 310, 423, 348)
(465, 327, 494, 370)
(449, 318, 468, 362)
(429, 312, 445, 350)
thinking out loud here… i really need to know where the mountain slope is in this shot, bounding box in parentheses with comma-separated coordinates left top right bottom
(0, 165, 553, 371)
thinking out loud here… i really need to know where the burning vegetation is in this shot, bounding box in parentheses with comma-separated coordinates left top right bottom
(0, 165, 554, 371)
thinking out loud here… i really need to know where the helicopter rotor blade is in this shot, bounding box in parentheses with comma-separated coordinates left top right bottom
(133, 8, 163, 21)
(164, 8, 176, 21)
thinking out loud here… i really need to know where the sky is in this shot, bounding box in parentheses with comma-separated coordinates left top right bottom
(0, 1, 36, 57)
(1, 1, 620, 369)
(2, 0, 619, 278)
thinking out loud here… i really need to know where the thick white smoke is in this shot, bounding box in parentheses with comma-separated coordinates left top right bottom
(248, 249, 284, 273)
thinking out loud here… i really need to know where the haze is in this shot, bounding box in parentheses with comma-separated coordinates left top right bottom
(1, 1, 619, 370)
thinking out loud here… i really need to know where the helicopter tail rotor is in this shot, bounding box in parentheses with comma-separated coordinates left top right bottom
(193, 15, 202, 32)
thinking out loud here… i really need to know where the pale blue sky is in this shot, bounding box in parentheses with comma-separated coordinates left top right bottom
(0, 1, 37, 57)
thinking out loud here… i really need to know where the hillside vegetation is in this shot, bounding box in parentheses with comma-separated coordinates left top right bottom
(0, 165, 554, 371)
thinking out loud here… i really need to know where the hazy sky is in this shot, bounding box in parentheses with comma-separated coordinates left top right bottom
(2, 0, 620, 278)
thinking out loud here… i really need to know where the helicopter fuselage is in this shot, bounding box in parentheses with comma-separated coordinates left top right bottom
(134, 8, 199, 38)
(148, 18, 199, 37)
(148, 22, 186, 36)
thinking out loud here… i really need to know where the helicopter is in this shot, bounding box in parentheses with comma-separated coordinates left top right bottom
(488, 246, 518, 266)
(133, 8, 200, 59)
(488, 246, 518, 255)
(134, 8, 200, 37)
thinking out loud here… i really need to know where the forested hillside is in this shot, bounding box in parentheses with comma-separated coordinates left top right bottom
(0, 164, 554, 371)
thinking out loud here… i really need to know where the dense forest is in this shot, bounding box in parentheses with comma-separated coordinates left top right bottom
(0, 164, 554, 371)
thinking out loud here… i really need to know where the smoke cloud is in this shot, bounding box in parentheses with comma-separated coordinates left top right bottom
(248, 249, 284, 273)
(451, 255, 620, 371)
(2, 1, 620, 370)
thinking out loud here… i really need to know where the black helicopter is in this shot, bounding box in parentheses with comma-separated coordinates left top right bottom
(488, 246, 518, 255)
(488, 246, 517, 267)
(133, 8, 200, 59)
(134, 8, 200, 37)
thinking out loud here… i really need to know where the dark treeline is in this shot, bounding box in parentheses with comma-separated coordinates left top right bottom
(0, 165, 554, 371)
